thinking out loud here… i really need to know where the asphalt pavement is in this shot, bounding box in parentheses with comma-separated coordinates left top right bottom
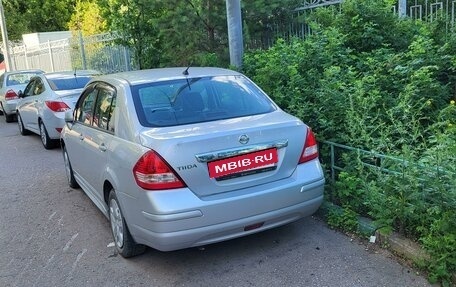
(0, 116, 433, 287)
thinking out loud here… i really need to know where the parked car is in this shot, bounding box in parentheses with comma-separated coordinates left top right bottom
(16, 70, 99, 149)
(61, 67, 325, 257)
(0, 69, 44, 122)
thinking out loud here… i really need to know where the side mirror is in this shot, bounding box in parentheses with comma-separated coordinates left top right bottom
(18, 90, 24, 98)
(64, 110, 74, 123)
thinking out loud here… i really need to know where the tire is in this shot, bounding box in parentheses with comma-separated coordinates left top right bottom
(108, 190, 146, 258)
(4, 112, 14, 123)
(17, 113, 31, 135)
(63, 145, 79, 188)
(39, 121, 57, 149)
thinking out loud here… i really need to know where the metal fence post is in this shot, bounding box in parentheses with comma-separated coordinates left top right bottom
(398, 0, 407, 18)
(330, 143, 335, 183)
(78, 31, 87, 70)
(123, 46, 131, 71)
(24, 45, 29, 69)
(48, 40, 55, 72)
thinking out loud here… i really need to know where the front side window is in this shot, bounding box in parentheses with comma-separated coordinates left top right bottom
(33, 79, 45, 95)
(23, 80, 37, 97)
(131, 75, 276, 127)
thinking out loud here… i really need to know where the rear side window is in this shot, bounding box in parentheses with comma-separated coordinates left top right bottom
(93, 89, 116, 131)
(131, 75, 275, 127)
(74, 83, 117, 133)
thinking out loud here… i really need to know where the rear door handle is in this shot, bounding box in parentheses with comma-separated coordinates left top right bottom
(99, 143, 107, 152)
(78, 134, 84, 141)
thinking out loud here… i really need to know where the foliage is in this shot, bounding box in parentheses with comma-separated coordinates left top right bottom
(242, 0, 302, 48)
(151, 0, 228, 67)
(25, 0, 75, 32)
(243, 0, 456, 284)
(327, 205, 359, 233)
(2, 0, 29, 40)
(94, 0, 304, 68)
(2, 0, 76, 40)
(68, 0, 107, 36)
(97, 0, 164, 69)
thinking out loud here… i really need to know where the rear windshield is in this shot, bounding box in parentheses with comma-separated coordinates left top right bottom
(7, 72, 41, 86)
(131, 75, 276, 127)
(47, 76, 92, 91)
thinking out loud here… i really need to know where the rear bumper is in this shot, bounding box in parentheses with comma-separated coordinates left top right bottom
(42, 111, 66, 139)
(123, 165, 325, 251)
(2, 101, 18, 115)
(134, 191, 323, 251)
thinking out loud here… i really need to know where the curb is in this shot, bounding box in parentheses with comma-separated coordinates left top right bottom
(316, 201, 429, 262)
(316, 201, 456, 286)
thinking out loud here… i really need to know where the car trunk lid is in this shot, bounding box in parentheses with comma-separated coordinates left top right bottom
(55, 89, 83, 109)
(139, 111, 309, 197)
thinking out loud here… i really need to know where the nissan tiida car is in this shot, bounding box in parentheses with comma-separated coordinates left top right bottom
(60, 67, 325, 257)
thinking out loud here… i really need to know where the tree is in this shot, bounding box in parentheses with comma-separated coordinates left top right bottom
(2, 0, 76, 41)
(95, 0, 303, 68)
(155, 0, 229, 66)
(25, 0, 76, 32)
(3, 0, 30, 40)
(68, 0, 107, 35)
(99, 0, 163, 69)
(242, 0, 302, 47)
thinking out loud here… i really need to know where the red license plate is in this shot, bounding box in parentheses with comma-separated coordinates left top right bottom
(208, 148, 278, 178)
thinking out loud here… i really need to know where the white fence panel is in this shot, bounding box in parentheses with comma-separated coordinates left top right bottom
(5, 32, 135, 74)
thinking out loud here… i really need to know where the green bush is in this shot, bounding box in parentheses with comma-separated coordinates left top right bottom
(243, 0, 456, 284)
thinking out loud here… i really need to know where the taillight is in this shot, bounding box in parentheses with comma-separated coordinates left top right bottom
(5, 89, 18, 100)
(133, 150, 186, 190)
(45, 101, 70, 112)
(298, 128, 319, 164)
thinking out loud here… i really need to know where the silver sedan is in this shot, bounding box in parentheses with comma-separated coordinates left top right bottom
(0, 69, 44, 122)
(61, 67, 325, 257)
(16, 70, 98, 149)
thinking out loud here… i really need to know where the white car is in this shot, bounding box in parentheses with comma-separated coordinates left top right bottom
(16, 70, 99, 149)
(0, 69, 44, 122)
(61, 67, 325, 257)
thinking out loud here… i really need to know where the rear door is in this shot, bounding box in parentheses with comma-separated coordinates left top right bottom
(66, 83, 117, 207)
(18, 78, 43, 132)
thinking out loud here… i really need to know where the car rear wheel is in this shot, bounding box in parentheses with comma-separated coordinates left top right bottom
(5, 114, 14, 122)
(3, 110, 14, 123)
(39, 121, 56, 149)
(108, 190, 145, 258)
(17, 113, 31, 135)
(63, 146, 79, 188)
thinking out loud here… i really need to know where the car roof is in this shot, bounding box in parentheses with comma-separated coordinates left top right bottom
(96, 67, 242, 85)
